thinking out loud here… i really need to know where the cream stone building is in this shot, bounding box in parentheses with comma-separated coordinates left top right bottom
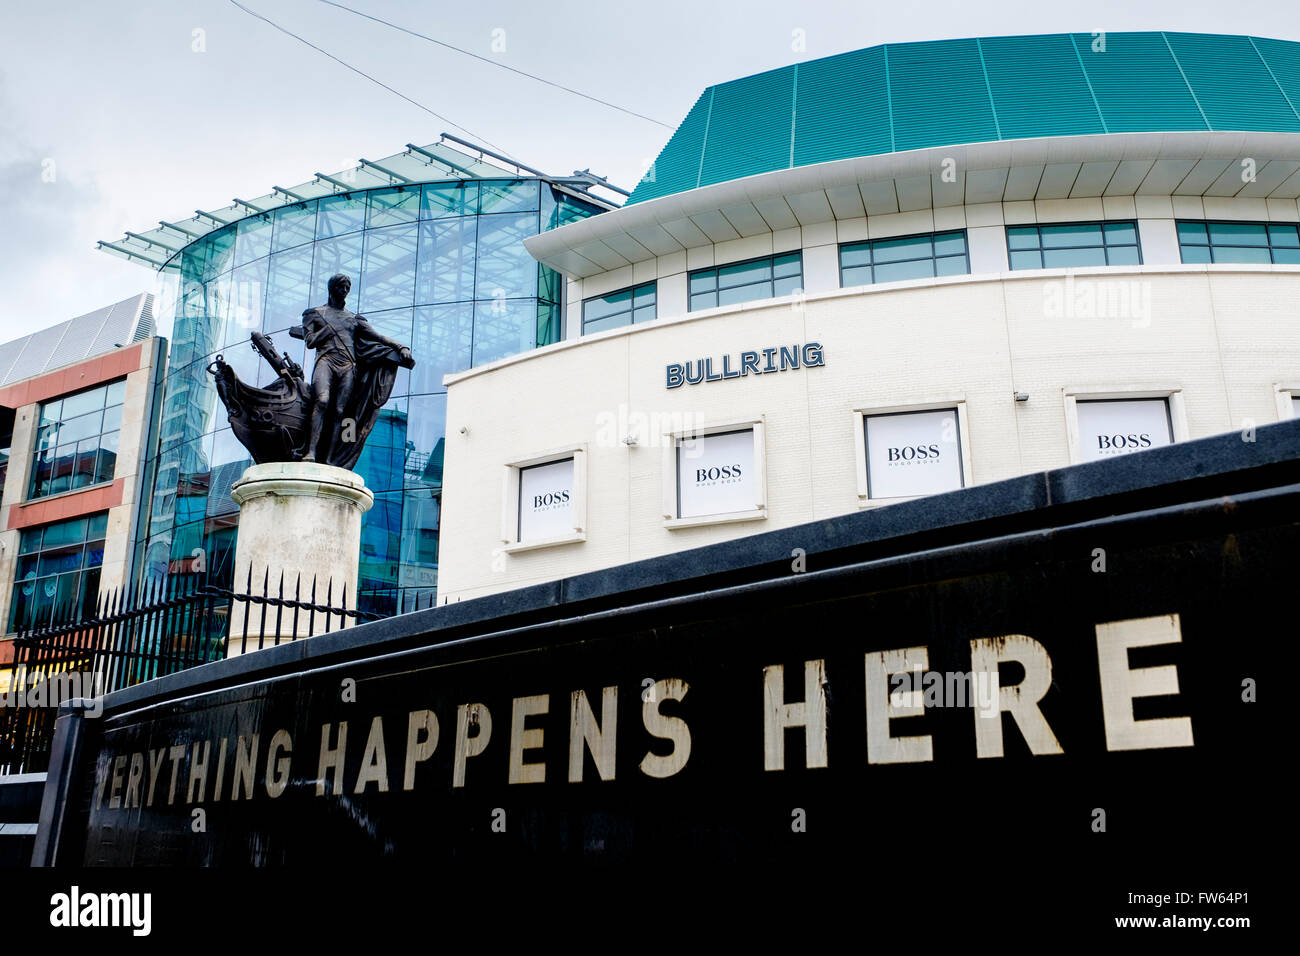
(437, 32, 1300, 602)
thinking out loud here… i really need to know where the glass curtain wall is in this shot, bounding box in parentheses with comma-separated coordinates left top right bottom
(136, 179, 602, 616)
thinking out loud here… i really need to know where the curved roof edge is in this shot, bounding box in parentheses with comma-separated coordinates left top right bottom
(526, 130, 1300, 278)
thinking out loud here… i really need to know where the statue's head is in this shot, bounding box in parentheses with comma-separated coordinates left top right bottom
(327, 274, 351, 305)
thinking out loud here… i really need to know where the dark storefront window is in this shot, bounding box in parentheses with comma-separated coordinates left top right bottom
(9, 513, 107, 631)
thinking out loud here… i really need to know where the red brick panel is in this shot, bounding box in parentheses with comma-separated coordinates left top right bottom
(7, 478, 125, 531)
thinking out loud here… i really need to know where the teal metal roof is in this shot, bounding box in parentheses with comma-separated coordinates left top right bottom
(627, 32, 1300, 205)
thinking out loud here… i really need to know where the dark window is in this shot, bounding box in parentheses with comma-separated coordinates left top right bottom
(582, 282, 657, 334)
(841, 231, 970, 285)
(1007, 221, 1142, 270)
(29, 380, 126, 500)
(8, 513, 107, 631)
(1177, 220, 1300, 264)
(689, 253, 802, 311)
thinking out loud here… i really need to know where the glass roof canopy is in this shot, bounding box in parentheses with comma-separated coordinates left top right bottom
(98, 136, 622, 270)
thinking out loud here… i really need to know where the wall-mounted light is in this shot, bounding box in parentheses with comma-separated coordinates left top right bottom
(622, 435, 638, 446)
(458, 425, 469, 435)
(1014, 392, 1030, 403)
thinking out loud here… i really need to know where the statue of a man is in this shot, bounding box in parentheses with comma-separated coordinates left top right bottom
(295, 274, 414, 467)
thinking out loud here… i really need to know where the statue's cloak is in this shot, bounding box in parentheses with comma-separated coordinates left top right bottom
(325, 319, 415, 470)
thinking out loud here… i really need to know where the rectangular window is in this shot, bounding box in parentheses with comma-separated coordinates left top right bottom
(689, 253, 802, 311)
(517, 458, 575, 542)
(1007, 221, 1142, 270)
(1177, 220, 1300, 264)
(862, 408, 966, 500)
(840, 231, 970, 286)
(676, 429, 756, 519)
(9, 513, 107, 632)
(29, 380, 126, 500)
(582, 281, 657, 334)
(1074, 399, 1174, 462)
(503, 447, 587, 551)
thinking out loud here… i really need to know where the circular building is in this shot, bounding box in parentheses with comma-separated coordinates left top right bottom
(436, 31, 1300, 602)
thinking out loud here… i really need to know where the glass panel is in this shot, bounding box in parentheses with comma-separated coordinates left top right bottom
(410, 303, 473, 391)
(1009, 250, 1042, 270)
(404, 394, 447, 491)
(474, 214, 537, 300)
(272, 202, 317, 252)
(1106, 246, 1141, 266)
(1103, 222, 1138, 245)
(1211, 245, 1271, 264)
(400, 489, 440, 589)
(1007, 227, 1040, 250)
(202, 227, 237, 281)
(841, 265, 872, 286)
(633, 283, 656, 306)
(772, 275, 802, 297)
(1176, 221, 1208, 244)
(1272, 248, 1300, 264)
(207, 428, 253, 517)
(718, 282, 768, 306)
(95, 431, 119, 484)
(689, 272, 716, 294)
(717, 259, 770, 289)
(72, 438, 99, 489)
(367, 187, 421, 228)
(1180, 245, 1212, 264)
(175, 434, 212, 528)
(1039, 223, 1104, 248)
(632, 305, 657, 324)
(229, 258, 269, 344)
(359, 223, 417, 312)
(690, 292, 717, 311)
(584, 288, 633, 323)
(18, 528, 42, 554)
(1043, 247, 1107, 268)
(62, 386, 105, 419)
(316, 192, 368, 238)
(87, 512, 108, 539)
(872, 258, 936, 282)
(840, 244, 872, 268)
(264, 244, 315, 333)
(872, 236, 932, 263)
(39, 399, 62, 425)
(773, 253, 802, 277)
(933, 232, 967, 256)
(54, 410, 103, 445)
(234, 213, 274, 266)
(422, 181, 479, 219)
(415, 217, 477, 305)
(583, 312, 631, 334)
(41, 517, 86, 550)
(1207, 222, 1268, 246)
(356, 399, 407, 493)
(479, 180, 539, 215)
(1267, 224, 1300, 247)
(362, 308, 412, 396)
(359, 492, 402, 592)
(537, 302, 560, 348)
(935, 255, 969, 276)
(311, 233, 364, 302)
(472, 299, 536, 366)
(39, 544, 82, 578)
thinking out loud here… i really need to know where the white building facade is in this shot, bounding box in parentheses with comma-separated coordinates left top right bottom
(438, 33, 1300, 602)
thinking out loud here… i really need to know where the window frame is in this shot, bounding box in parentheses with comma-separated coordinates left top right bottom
(662, 416, 767, 529)
(852, 399, 974, 507)
(839, 230, 971, 287)
(1063, 386, 1188, 465)
(27, 379, 127, 502)
(1274, 384, 1300, 422)
(1176, 220, 1300, 265)
(500, 444, 587, 553)
(581, 281, 658, 335)
(8, 512, 108, 633)
(1005, 220, 1143, 271)
(687, 252, 803, 312)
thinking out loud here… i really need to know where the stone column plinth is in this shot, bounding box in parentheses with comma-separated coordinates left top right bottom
(228, 462, 373, 653)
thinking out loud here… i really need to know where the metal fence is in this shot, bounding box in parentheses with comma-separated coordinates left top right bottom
(0, 570, 376, 775)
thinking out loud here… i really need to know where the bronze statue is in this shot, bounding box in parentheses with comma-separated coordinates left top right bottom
(209, 274, 415, 470)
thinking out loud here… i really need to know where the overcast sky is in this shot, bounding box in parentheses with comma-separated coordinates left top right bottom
(2, 0, 1296, 340)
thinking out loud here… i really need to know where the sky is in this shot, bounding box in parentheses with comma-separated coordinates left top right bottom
(2, 0, 1297, 340)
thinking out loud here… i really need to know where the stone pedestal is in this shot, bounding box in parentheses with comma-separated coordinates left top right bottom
(227, 462, 373, 654)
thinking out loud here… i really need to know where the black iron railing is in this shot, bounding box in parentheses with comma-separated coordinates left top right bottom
(0, 571, 376, 775)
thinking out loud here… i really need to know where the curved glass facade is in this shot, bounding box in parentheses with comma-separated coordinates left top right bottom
(136, 178, 601, 615)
